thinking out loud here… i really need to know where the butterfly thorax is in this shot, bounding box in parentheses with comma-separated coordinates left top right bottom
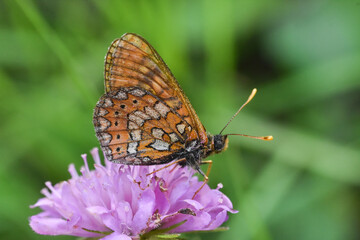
(178, 134, 228, 172)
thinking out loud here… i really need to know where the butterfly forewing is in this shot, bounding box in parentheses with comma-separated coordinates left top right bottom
(106, 34, 207, 140)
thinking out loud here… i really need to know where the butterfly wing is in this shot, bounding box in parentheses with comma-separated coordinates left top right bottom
(94, 87, 194, 164)
(105, 33, 207, 142)
(94, 33, 208, 164)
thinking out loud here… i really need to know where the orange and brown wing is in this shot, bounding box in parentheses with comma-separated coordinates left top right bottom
(93, 87, 195, 164)
(104, 33, 208, 144)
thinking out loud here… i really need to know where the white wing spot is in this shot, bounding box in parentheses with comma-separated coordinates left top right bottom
(154, 102, 170, 117)
(134, 110, 151, 120)
(98, 132, 112, 145)
(128, 142, 139, 154)
(145, 106, 160, 119)
(102, 98, 114, 107)
(176, 123, 186, 134)
(129, 88, 146, 97)
(128, 121, 138, 130)
(130, 130, 142, 141)
(114, 90, 128, 100)
(95, 117, 111, 132)
(150, 139, 170, 151)
(152, 128, 164, 139)
(129, 113, 144, 126)
(169, 133, 179, 143)
(95, 108, 109, 117)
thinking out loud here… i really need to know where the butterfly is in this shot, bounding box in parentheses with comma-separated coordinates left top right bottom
(93, 33, 272, 197)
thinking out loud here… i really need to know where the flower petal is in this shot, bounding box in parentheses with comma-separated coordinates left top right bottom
(29, 148, 237, 238)
(132, 188, 155, 233)
(100, 232, 132, 240)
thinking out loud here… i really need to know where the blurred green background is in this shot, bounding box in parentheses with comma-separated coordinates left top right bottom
(1, 0, 360, 239)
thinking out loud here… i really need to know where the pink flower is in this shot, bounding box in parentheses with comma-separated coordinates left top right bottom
(29, 148, 237, 239)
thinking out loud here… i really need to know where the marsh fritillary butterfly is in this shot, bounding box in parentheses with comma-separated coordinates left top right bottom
(93, 33, 272, 197)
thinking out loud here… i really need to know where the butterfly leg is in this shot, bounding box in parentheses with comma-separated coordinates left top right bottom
(192, 160, 213, 199)
(169, 164, 179, 173)
(146, 158, 186, 177)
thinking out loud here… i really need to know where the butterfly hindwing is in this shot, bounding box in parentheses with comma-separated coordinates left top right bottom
(93, 87, 198, 165)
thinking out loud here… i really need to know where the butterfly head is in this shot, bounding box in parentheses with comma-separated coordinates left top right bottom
(213, 134, 229, 153)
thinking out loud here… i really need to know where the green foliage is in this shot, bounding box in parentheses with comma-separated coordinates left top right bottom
(0, 0, 359, 239)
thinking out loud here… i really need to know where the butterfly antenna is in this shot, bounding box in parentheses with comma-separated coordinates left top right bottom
(219, 88, 258, 135)
(226, 133, 273, 141)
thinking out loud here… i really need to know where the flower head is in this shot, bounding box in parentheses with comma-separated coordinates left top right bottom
(29, 148, 237, 239)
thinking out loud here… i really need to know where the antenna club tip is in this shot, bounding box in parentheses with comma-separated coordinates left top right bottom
(264, 136, 273, 141)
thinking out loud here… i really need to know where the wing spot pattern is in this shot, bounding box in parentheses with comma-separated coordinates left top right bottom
(128, 121, 138, 130)
(95, 108, 109, 117)
(129, 113, 144, 126)
(130, 129, 142, 141)
(149, 139, 170, 151)
(112, 90, 128, 100)
(97, 132, 112, 145)
(103, 98, 114, 107)
(134, 110, 151, 120)
(144, 106, 161, 120)
(127, 142, 138, 154)
(176, 123, 186, 134)
(169, 132, 179, 143)
(154, 101, 170, 117)
(95, 117, 111, 132)
(129, 88, 146, 97)
(152, 128, 165, 139)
